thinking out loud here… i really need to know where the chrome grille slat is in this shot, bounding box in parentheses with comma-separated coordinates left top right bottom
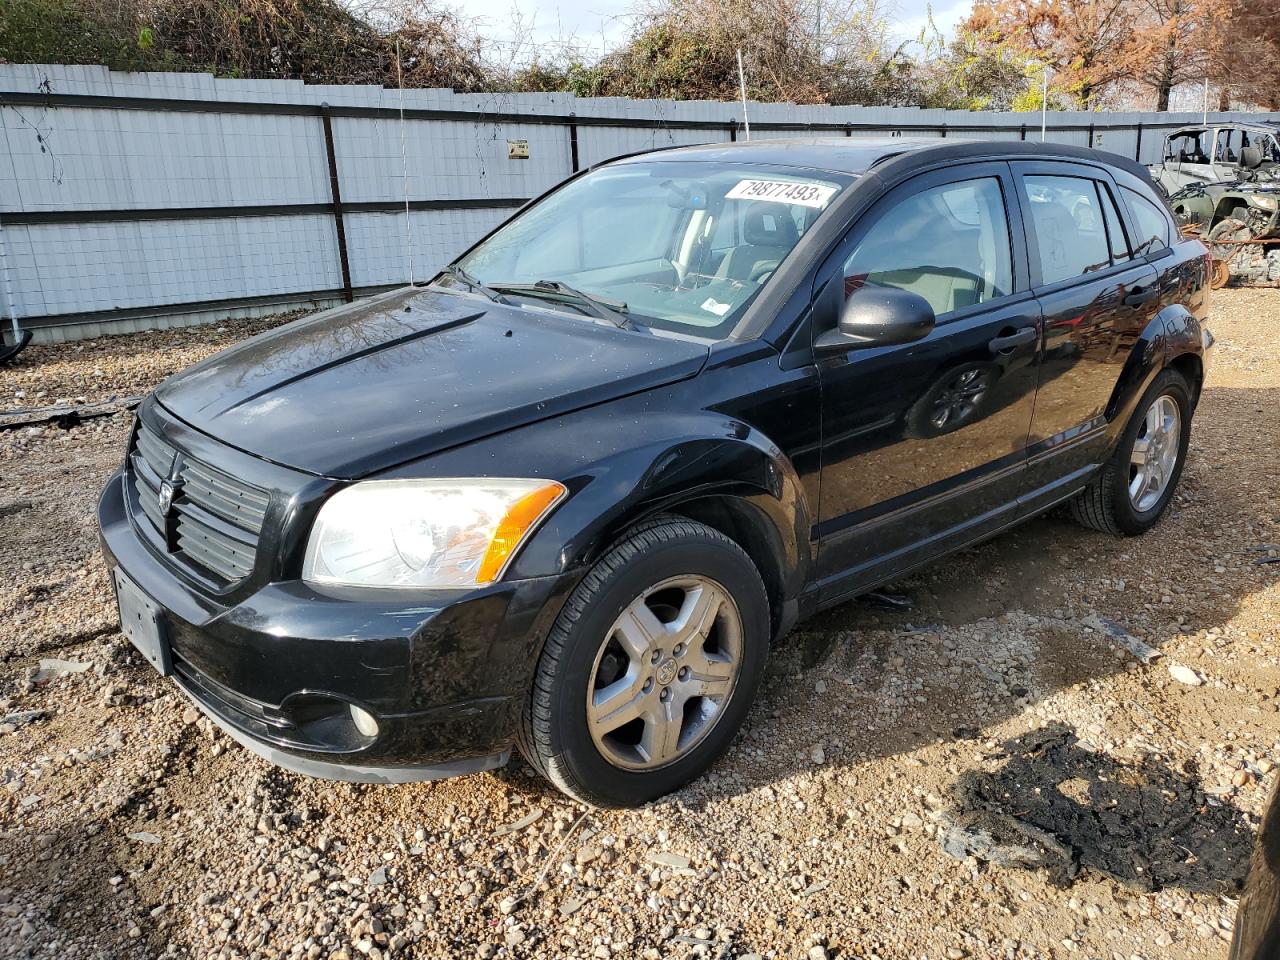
(173, 501, 257, 547)
(131, 452, 162, 492)
(136, 481, 165, 531)
(135, 427, 175, 477)
(179, 461, 268, 533)
(177, 519, 255, 580)
(125, 420, 269, 586)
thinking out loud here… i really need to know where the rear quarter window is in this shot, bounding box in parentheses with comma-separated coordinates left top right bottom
(1122, 187, 1172, 254)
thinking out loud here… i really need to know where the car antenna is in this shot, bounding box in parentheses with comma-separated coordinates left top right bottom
(396, 37, 417, 290)
(736, 49, 751, 142)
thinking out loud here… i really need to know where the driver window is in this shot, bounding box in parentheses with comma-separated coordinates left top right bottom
(842, 177, 1013, 319)
(1169, 132, 1208, 164)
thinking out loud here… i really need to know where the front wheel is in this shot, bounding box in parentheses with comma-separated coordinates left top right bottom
(518, 517, 769, 807)
(1069, 369, 1193, 536)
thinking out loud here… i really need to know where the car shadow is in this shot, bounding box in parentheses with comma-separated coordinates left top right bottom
(940, 722, 1253, 893)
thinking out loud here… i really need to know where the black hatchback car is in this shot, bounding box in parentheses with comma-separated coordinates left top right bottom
(99, 138, 1212, 807)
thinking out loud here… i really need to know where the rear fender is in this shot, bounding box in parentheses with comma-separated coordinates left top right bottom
(1104, 303, 1205, 446)
(1103, 311, 1169, 445)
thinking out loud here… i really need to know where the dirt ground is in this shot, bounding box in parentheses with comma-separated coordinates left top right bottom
(1, 289, 1278, 960)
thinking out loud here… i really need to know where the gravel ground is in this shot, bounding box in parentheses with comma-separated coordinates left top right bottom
(2, 291, 1278, 960)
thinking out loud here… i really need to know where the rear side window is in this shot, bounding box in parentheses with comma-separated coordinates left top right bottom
(1123, 187, 1171, 254)
(1022, 175, 1113, 284)
(842, 177, 1013, 319)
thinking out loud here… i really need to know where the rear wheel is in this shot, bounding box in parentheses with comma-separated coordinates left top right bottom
(518, 517, 769, 807)
(1069, 369, 1192, 536)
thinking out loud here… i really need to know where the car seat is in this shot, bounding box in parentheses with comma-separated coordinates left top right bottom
(1032, 201, 1082, 280)
(716, 202, 799, 283)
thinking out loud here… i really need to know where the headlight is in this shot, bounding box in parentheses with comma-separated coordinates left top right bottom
(302, 478, 566, 588)
(1250, 195, 1279, 211)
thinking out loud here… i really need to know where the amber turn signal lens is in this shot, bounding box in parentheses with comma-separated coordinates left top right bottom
(476, 481, 566, 583)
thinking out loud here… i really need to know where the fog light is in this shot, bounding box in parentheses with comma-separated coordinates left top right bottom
(349, 704, 379, 738)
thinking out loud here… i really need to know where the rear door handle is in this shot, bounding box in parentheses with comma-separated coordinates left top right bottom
(1124, 287, 1158, 307)
(988, 326, 1037, 352)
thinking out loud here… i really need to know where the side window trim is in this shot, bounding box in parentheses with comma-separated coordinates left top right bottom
(1095, 179, 1132, 262)
(1010, 160, 1147, 293)
(811, 160, 1030, 330)
(1119, 184, 1174, 262)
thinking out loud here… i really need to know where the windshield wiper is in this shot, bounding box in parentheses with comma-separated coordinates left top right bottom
(490, 280, 633, 330)
(435, 264, 511, 304)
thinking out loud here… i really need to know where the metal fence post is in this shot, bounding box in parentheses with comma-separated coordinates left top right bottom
(728, 120, 737, 143)
(319, 103, 354, 303)
(1134, 123, 1144, 162)
(568, 113, 580, 173)
(1019, 124, 1027, 141)
(1087, 122, 1095, 149)
(939, 124, 947, 139)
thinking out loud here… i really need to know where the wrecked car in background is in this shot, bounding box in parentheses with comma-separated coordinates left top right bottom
(1149, 122, 1280, 283)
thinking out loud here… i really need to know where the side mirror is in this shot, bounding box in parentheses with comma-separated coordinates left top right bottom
(815, 285, 935, 353)
(1241, 145, 1263, 170)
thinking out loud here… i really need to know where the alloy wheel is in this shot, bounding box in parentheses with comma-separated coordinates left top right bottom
(586, 575, 743, 770)
(1129, 394, 1181, 512)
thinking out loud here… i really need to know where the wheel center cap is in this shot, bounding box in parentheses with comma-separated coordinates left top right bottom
(655, 658, 677, 685)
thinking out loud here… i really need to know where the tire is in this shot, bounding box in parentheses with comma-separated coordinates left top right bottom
(1208, 217, 1252, 263)
(518, 516, 769, 808)
(1069, 369, 1193, 536)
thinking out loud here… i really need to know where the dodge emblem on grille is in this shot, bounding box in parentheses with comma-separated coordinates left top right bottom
(158, 479, 178, 515)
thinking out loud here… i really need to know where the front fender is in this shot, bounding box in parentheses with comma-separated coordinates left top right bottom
(513, 415, 813, 598)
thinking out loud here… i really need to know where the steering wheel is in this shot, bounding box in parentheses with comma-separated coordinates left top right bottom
(750, 262, 779, 283)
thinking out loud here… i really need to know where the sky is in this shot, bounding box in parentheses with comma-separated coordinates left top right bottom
(461, 0, 977, 63)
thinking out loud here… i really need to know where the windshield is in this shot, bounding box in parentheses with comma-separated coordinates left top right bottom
(449, 160, 849, 339)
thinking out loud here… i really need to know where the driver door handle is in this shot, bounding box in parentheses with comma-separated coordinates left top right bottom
(1124, 287, 1158, 307)
(988, 326, 1037, 352)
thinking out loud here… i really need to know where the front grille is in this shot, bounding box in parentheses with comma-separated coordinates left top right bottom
(127, 420, 269, 585)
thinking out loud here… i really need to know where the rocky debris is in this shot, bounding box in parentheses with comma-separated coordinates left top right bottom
(1168, 663, 1205, 686)
(494, 808, 543, 835)
(1225, 244, 1280, 285)
(33, 657, 92, 683)
(647, 851, 692, 869)
(1081, 613, 1161, 663)
(0, 709, 49, 732)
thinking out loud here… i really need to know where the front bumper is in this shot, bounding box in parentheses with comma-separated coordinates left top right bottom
(99, 469, 577, 782)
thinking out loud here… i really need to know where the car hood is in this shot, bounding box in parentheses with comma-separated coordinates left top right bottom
(155, 287, 709, 478)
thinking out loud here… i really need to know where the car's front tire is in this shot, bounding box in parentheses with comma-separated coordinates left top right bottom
(518, 516, 769, 807)
(1070, 368, 1193, 536)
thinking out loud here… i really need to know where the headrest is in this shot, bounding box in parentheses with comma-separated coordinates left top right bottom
(742, 202, 800, 247)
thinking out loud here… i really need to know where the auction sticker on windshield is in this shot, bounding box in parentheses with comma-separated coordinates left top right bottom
(726, 179, 838, 208)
